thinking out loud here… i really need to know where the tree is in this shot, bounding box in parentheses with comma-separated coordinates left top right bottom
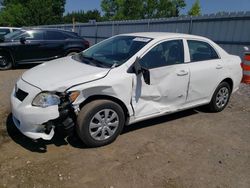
(63, 9, 102, 24)
(0, 0, 66, 26)
(143, 0, 158, 19)
(0, 3, 27, 26)
(101, 0, 119, 20)
(101, 0, 186, 21)
(188, 0, 201, 16)
(120, 0, 144, 20)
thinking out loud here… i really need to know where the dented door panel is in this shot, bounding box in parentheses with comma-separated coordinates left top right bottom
(132, 64, 190, 118)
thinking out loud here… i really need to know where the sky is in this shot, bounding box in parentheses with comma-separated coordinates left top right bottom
(65, 0, 250, 15)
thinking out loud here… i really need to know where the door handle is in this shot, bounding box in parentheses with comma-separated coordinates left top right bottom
(177, 70, 188, 76)
(216, 64, 223, 69)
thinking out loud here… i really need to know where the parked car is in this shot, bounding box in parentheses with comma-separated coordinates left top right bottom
(0, 28, 90, 70)
(0, 27, 21, 38)
(11, 32, 242, 147)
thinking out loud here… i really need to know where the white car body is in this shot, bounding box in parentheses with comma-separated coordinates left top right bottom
(11, 32, 242, 141)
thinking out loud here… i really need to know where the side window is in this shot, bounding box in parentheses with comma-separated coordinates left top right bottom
(140, 40, 184, 69)
(14, 30, 44, 40)
(187, 40, 219, 62)
(0, 29, 10, 36)
(46, 31, 66, 40)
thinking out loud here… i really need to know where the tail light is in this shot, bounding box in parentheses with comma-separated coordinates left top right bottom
(84, 40, 90, 48)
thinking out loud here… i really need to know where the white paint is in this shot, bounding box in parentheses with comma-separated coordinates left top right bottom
(11, 32, 243, 140)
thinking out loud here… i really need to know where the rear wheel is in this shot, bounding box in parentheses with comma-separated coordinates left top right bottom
(66, 51, 79, 56)
(0, 52, 12, 70)
(207, 82, 231, 112)
(76, 100, 125, 147)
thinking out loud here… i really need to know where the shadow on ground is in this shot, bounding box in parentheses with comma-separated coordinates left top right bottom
(6, 109, 198, 152)
(14, 64, 39, 70)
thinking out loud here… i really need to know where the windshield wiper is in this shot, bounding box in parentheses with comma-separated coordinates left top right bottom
(81, 55, 111, 68)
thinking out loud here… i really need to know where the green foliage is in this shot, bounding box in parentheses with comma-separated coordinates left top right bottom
(0, 0, 190, 26)
(188, 0, 201, 16)
(63, 9, 102, 24)
(0, 3, 27, 26)
(0, 0, 65, 26)
(101, 0, 186, 20)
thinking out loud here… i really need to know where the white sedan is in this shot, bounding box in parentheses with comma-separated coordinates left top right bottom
(11, 32, 242, 147)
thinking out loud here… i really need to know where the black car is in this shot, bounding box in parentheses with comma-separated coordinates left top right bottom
(0, 28, 90, 70)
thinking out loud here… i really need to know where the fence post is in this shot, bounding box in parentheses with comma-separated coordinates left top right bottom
(95, 23, 98, 44)
(189, 16, 193, 34)
(117, 23, 119, 34)
(112, 21, 114, 36)
(147, 19, 150, 31)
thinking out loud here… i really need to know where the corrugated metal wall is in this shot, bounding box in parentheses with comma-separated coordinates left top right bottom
(38, 12, 250, 58)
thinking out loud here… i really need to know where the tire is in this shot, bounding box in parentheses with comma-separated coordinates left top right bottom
(76, 100, 125, 147)
(207, 82, 232, 112)
(0, 52, 12, 70)
(66, 51, 79, 56)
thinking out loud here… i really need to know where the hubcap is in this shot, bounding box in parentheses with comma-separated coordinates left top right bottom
(89, 109, 119, 141)
(0, 57, 7, 67)
(67, 52, 77, 56)
(216, 87, 229, 108)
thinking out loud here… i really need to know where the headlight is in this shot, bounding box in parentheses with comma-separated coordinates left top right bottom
(32, 92, 61, 108)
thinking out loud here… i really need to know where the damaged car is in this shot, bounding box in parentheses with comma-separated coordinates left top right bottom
(11, 32, 242, 147)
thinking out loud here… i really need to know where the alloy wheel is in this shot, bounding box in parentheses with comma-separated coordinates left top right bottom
(89, 109, 119, 141)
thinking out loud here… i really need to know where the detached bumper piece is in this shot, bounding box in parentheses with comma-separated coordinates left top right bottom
(43, 100, 76, 137)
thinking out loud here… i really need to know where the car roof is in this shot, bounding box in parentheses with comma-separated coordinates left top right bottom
(0, 27, 21, 29)
(30, 28, 74, 33)
(119, 32, 208, 41)
(23, 28, 79, 36)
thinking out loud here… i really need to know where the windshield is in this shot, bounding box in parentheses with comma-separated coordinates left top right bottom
(73, 35, 152, 68)
(4, 30, 24, 40)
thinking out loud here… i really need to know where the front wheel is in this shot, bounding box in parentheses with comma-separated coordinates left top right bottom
(66, 51, 79, 56)
(207, 82, 231, 112)
(76, 100, 125, 147)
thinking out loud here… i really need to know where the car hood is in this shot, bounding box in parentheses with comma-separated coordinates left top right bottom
(22, 56, 110, 91)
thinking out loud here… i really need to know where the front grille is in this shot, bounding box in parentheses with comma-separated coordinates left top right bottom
(15, 88, 28, 102)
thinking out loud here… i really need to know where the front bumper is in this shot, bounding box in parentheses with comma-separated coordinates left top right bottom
(11, 79, 60, 140)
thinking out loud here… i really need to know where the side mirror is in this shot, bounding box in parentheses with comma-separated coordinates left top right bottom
(132, 57, 150, 85)
(133, 57, 142, 75)
(20, 37, 26, 44)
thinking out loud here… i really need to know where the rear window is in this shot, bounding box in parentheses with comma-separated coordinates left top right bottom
(187, 40, 219, 62)
(45, 31, 66, 40)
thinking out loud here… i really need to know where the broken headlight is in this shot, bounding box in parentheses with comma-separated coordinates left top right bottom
(32, 92, 61, 108)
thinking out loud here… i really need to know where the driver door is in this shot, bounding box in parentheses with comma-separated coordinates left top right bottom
(14, 30, 46, 63)
(131, 39, 190, 118)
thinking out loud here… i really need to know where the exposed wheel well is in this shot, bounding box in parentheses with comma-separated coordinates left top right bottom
(65, 48, 82, 56)
(221, 78, 233, 91)
(79, 95, 129, 121)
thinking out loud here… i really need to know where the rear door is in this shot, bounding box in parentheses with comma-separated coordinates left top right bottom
(185, 39, 226, 103)
(131, 39, 190, 118)
(42, 30, 67, 60)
